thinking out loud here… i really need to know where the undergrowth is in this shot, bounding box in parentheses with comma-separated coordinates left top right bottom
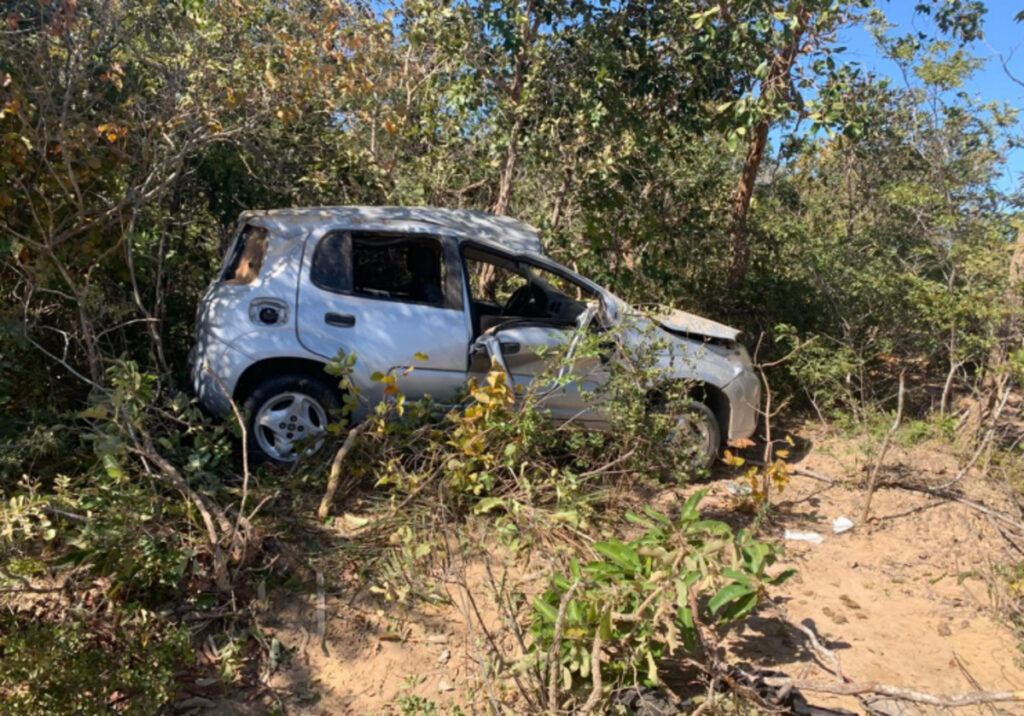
(0, 332, 791, 714)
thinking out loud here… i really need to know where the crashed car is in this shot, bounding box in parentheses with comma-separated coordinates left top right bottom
(190, 206, 760, 465)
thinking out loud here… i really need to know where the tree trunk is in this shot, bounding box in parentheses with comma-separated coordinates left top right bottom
(493, 114, 522, 216)
(727, 117, 770, 285)
(726, 6, 809, 287)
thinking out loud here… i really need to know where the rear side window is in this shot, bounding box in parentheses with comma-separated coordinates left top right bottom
(223, 225, 268, 285)
(353, 235, 444, 304)
(310, 232, 446, 305)
(310, 232, 350, 292)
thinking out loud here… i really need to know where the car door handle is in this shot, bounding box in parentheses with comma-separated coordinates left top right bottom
(500, 341, 520, 355)
(325, 312, 356, 327)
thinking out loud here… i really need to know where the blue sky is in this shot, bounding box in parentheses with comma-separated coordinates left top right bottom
(837, 1, 1024, 194)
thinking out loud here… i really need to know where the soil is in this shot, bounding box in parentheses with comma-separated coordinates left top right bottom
(224, 426, 1024, 715)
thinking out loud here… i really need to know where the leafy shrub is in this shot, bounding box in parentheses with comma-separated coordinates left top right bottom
(529, 490, 792, 708)
(322, 325, 703, 520)
(0, 614, 188, 716)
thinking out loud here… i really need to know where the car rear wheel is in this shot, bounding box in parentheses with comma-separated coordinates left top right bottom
(243, 374, 339, 464)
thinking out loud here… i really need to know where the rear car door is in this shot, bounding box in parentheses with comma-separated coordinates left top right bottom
(297, 229, 470, 401)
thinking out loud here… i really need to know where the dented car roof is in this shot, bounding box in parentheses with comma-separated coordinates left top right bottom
(239, 206, 545, 256)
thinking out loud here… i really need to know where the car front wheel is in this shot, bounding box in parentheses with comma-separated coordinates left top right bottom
(243, 374, 339, 464)
(667, 400, 721, 471)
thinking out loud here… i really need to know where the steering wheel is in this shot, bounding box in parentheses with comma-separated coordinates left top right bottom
(503, 283, 547, 317)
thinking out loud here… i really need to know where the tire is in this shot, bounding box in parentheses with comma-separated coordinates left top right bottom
(242, 373, 340, 464)
(666, 400, 721, 471)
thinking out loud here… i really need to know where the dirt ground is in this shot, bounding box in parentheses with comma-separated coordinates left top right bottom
(231, 427, 1024, 715)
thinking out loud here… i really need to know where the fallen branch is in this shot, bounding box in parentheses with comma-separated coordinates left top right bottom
(792, 466, 837, 484)
(761, 676, 1024, 708)
(763, 605, 844, 680)
(577, 628, 604, 715)
(130, 441, 232, 592)
(317, 423, 368, 522)
(546, 579, 581, 711)
(893, 483, 1024, 533)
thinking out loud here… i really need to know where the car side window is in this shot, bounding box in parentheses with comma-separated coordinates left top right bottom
(310, 232, 350, 292)
(223, 225, 268, 285)
(465, 256, 527, 305)
(352, 235, 445, 305)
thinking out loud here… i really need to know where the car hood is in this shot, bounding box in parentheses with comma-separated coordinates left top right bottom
(656, 308, 740, 342)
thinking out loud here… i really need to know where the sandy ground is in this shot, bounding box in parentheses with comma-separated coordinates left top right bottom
(717, 436, 1024, 714)
(221, 429, 1024, 715)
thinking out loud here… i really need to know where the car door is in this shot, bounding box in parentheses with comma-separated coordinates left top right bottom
(297, 229, 471, 402)
(463, 248, 608, 423)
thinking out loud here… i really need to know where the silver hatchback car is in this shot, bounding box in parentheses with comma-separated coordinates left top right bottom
(190, 207, 760, 465)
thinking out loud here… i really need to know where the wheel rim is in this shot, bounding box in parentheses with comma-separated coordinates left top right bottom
(669, 410, 714, 467)
(253, 391, 328, 462)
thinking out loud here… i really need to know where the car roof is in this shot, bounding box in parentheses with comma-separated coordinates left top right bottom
(239, 206, 545, 256)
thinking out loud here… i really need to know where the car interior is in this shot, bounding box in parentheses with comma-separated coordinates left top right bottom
(462, 246, 595, 337)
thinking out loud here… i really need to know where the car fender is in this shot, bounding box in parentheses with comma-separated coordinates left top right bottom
(224, 328, 383, 420)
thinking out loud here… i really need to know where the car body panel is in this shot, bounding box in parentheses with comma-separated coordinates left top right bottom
(469, 324, 608, 423)
(656, 308, 740, 342)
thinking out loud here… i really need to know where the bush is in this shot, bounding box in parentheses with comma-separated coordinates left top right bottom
(528, 490, 792, 710)
(0, 614, 188, 716)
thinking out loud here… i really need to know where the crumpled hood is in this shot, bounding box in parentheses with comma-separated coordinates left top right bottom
(656, 308, 740, 342)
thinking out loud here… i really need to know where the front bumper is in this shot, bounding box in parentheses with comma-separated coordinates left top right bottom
(722, 367, 761, 440)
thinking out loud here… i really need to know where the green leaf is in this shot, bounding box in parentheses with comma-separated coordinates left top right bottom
(679, 489, 707, 522)
(102, 454, 126, 480)
(533, 596, 558, 623)
(722, 568, 753, 584)
(599, 609, 612, 641)
(769, 568, 797, 586)
(474, 496, 506, 514)
(708, 582, 756, 615)
(642, 506, 671, 524)
(625, 510, 655, 528)
(720, 591, 759, 621)
(593, 539, 640, 573)
(677, 605, 697, 652)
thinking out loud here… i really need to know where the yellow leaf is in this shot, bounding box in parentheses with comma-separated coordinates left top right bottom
(728, 437, 756, 449)
(776, 449, 790, 459)
(722, 450, 746, 467)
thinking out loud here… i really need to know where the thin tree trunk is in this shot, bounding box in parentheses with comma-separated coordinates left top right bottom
(727, 118, 770, 285)
(727, 6, 809, 286)
(493, 114, 522, 216)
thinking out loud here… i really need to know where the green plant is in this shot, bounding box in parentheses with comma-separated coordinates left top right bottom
(529, 490, 793, 710)
(0, 613, 188, 716)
